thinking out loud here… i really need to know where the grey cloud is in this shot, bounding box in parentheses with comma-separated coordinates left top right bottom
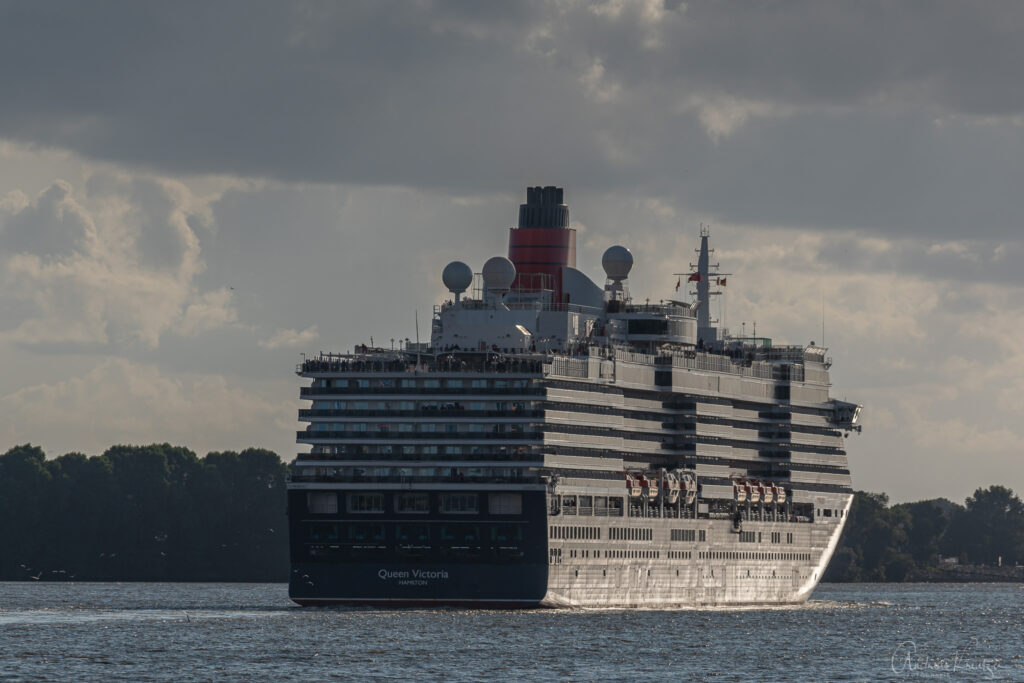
(125, 179, 198, 271)
(813, 232, 1024, 286)
(0, 181, 89, 257)
(1, 1, 1023, 240)
(598, 2, 1024, 115)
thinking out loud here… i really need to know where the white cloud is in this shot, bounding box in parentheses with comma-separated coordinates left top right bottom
(682, 93, 790, 141)
(180, 288, 239, 337)
(0, 357, 297, 458)
(0, 175, 238, 349)
(579, 58, 622, 103)
(0, 188, 28, 213)
(259, 325, 319, 350)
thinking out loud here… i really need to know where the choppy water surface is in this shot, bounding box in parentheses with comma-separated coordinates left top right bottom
(1, 582, 1022, 681)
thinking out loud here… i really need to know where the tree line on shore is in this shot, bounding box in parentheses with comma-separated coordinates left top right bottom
(1, 443, 1021, 582)
(825, 486, 1024, 582)
(0, 443, 288, 582)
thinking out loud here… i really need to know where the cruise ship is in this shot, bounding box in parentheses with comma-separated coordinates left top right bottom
(287, 186, 862, 607)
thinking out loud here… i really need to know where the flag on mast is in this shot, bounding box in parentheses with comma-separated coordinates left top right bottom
(717, 277, 727, 286)
(675, 277, 681, 291)
(688, 273, 701, 283)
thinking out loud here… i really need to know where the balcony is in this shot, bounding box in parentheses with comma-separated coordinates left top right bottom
(300, 386, 545, 397)
(298, 430, 544, 441)
(288, 472, 540, 485)
(299, 408, 544, 419)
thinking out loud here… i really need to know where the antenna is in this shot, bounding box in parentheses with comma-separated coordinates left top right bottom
(821, 292, 826, 347)
(415, 309, 421, 372)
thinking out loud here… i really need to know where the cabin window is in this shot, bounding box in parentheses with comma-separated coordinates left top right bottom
(396, 493, 430, 514)
(307, 492, 338, 514)
(347, 493, 385, 513)
(396, 524, 430, 543)
(489, 493, 522, 515)
(440, 525, 480, 542)
(307, 522, 339, 541)
(627, 319, 668, 335)
(491, 525, 523, 542)
(441, 493, 478, 514)
(347, 524, 385, 542)
(561, 496, 578, 515)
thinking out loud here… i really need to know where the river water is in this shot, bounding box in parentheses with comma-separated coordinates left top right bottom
(0, 582, 1021, 681)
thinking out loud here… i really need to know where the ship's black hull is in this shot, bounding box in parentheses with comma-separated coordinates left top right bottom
(288, 488, 549, 606)
(289, 561, 548, 607)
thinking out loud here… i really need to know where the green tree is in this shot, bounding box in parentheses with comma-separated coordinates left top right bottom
(944, 486, 1024, 565)
(895, 499, 956, 566)
(0, 443, 289, 581)
(0, 444, 52, 579)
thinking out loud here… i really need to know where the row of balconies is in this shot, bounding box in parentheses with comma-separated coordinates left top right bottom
(300, 386, 545, 397)
(299, 431, 544, 441)
(299, 408, 544, 419)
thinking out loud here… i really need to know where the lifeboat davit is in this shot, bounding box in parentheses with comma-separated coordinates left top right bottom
(663, 473, 681, 505)
(734, 479, 747, 503)
(681, 473, 697, 505)
(639, 474, 659, 500)
(776, 486, 787, 504)
(760, 482, 773, 504)
(625, 473, 642, 498)
(748, 480, 761, 504)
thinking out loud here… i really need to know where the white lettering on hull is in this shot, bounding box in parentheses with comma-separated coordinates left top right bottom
(377, 568, 451, 586)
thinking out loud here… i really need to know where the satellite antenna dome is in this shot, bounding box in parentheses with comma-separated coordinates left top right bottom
(482, 256, 516, 291)
(602, 245, 633, 281)
(442, 261, 473, 294)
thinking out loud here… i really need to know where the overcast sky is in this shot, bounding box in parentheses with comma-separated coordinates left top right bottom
(2, 0, 1023, 503)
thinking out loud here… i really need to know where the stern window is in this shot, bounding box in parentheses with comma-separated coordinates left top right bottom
(441, 493, 478, 514)
(489, 493, 522, 515)
(307, 492, 338, 514)
(347, 493, 385, 513)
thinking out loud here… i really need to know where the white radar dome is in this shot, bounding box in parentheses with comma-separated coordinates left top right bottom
(442, 261, 473, 294)
(602, 245, 633, 281)
(482, 256, 516, 291)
